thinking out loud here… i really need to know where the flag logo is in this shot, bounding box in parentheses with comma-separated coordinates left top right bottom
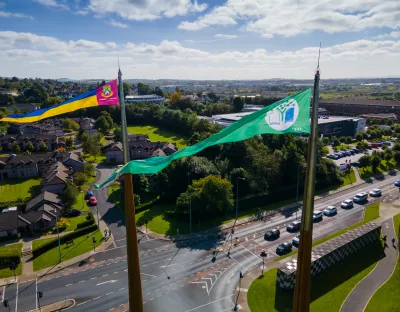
(265, 99, 299, 131)
(101, 85, 113, 98)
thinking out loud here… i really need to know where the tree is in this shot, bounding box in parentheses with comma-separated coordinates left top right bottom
(393, 143, 400, 152)
(123, 82, 131, 95)
(73, 173, 87, 189)
(63, 118, 79, 131)
(43, 96, 63, 108)
(359, 155, 371, 168)
(25, 141, 35, 153)
(176, 175, 234, 215)
(384, 151, 393, 163)
(394, 151, 400, 164)
(322, 137, 329, 145)
(82, 133, 102, 159)
(63, 183, 79, 210)
(170, 92, 181, 105)
(84, 163, 95, 177)
(114, 126, 122, 142)
(332, 136, 340, 147)
(232, 97, 244, 113)
(137, 82, 151, 95)
(339, 136, 346, 144)
(38, 141, 48, 152)
(345, 136, 352, 144)
(132, 175, 149, 195)
(101, 111, 114, 129)
(66, 137, 74, 149)
(11, 141, 20, 153)
(371, 155, 381, 173)
(95, 116, 111, 134)
(80, 132, 89, 144)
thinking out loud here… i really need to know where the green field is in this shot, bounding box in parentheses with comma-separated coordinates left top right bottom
(248, 242, 383, 312)
(82, 153, 106, 164)
(0, 178, 41, 203)
(74, 176, 96, 212)
(32, 230, 103, 271)
(364, 212, 400, 312)
(127, 125, 189, 149)
(0, 243, 22, 278)
(358, 159, 397, 179)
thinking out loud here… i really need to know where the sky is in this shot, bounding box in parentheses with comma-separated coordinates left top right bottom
(0, 0, 399, 80)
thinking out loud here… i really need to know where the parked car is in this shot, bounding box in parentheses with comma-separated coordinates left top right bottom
(351, 161, 361, 167)
(85, 190, 94, 200)
(395, 180, 400, 187)
(89, 196, 98, 206)
(348, 150, 355, 155)
(367, 145, 373, 149)
(292, 234, 300, 246)
(343, 151, 351, 156)
(364, 151, 369, 155)
(352, 148, 360, 153)
(369, 189, 381, 197)
(353, 192, 368, 203)
(66, 209, 81, 217)
(313, 210, 323, 221)
(383, 141, 391, 146)
(286, 220, 301, 232)
(276, 242, 293, 254)
(336, 152, 344, 158)
(264, 228, 280, 240)
(338, 163, 347, 170)
(323, 206, 337, 216)
(341, 199, 354, 209)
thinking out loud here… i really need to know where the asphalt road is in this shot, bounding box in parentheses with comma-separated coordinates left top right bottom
(2, 173, 400, 312)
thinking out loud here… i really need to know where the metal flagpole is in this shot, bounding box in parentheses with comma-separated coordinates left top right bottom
(293, 46, 321, 312)
(119, 68, 144, 312)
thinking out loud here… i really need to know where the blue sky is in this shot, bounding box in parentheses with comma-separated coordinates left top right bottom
(0, 0, 399, 79)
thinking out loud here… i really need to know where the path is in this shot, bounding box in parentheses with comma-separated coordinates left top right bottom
(340, 217, 398, 312)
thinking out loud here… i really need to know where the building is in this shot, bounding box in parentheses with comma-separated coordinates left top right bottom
(8, 103, 38, 113)
(72, 117, 98, 135)
(360, 113, 397, 121)
(105, 134, 178, 164)
(320, 98, 400, 119)
(181, 94, 203, 104)
(125, 94, 165, 104)
(0, 208, 30, 238)
(16, 122, 64, 136)
(40, 162, 72, 194)
(0, 133, 64, 152)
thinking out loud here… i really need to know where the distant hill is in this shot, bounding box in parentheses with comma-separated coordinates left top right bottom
(56, 78, 75, 82)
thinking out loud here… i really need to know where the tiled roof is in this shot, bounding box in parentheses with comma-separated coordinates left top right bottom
(26, 191, 62, 211)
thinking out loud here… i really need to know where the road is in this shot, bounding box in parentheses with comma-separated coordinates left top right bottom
(2, 172, 400, 312)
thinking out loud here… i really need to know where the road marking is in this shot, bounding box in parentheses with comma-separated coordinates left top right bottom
(118, 288, 125, 291)
(77, 300, 90, 306)
(160, 263, 180, 268)
(15, 282, 18, 312)
(106, 292, 114, 296)
(78, 280, 85, 283)
(93, 296, 102, 301)
(66, 284, 73, 287)
(103, 274, 108, 277)
(141, 272, 156, 278)
(90, 277, 97, 280)
(2, 286, 5, 303)
(96, 280, 118, 286)
(35, 279, 38, 310)
(183, 294, 235, 312)
(142, 280, 147, 282)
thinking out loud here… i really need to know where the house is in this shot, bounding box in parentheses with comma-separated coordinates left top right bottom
(8, 103, 38, 113)
(105, 142, 124, 164)
(0, 133, 64, 152)
(40, 162, 71, 194)
(79, 117, 98, 135)
(182, 94, 203, 104)
(62, 152, 84, 173)
(25, 191, 63, 212)
(0, 208, 30, 238)
(16, 120, 64, 136)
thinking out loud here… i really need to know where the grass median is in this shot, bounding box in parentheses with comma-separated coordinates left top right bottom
(0, 243, 22, 278)
(32, 229, 103, 271)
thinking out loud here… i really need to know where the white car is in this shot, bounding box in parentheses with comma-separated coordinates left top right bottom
(353, 192, 368, 203)
(369, 189, 381, 197)
(292, 234, 300, 246)
(313, 210, 323, 221)
(341, 199, 354, 208)
(323, 206, 337, 216)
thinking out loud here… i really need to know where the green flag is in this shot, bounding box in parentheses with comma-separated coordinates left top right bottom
(94, 88, 311, 189)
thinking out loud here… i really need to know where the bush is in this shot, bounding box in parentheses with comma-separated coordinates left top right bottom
(86, 212, 94, 221)
(76, 219, 95, 229)
(33, 224, 98, 257)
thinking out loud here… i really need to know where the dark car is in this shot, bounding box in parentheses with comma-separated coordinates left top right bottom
(286, 220, 301, 232)
(276, 242, 293, 254)
(351, 161, 361, 167)
(264, 228, 280, 240)
(66, 209, 81, 217)
(395, 180, 400, 187)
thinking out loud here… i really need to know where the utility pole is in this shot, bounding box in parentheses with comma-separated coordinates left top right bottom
(234, 271, 244, 311)
(293, 65, 321, 312)
(9, 261, 17, 281)
(55, 215, 62, 263)
(119, 68, 144, 312)
(236, 177, 245, 219)
(37, 291, 43, 312)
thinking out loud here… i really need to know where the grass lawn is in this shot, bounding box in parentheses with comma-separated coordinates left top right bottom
(277, 203, 380, 260)
(248, 242, 384, 312)
(334, 144, 354, 150)
(82, 153, 106, 164)
(74, 176, 96, 212)
(342, 170, 356, 187)
(359, 159, 397, 179)
(32, 230, 103, 271)
(64, 215, 88, 231)
(0, 178, 41, 203)
(127, 125, 189, 149)
(364, 212, 400, 312)
(0, 243, 22, 278)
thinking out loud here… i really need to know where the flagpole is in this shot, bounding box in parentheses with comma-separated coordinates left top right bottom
(293, 67, 320, 312)
(118, 68, 144, 312)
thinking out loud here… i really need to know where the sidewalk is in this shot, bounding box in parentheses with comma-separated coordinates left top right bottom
(340, 217, 399, 312)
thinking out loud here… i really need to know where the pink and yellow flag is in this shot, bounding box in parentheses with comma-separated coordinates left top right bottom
(1, 79, 119, 123)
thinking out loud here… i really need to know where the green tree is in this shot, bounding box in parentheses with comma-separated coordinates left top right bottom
(355, 132, 363, 142)
(345, 136, 352, 144)
(38, 141, 48, 152)
(82, 133, 102, 159)
(332, 136, 340, 147)
(63, 118, 80, 131)
(384, 151, 393, 163)
(322, 137, 329, 145)
(393, 143, 400, 152)
(132, 175, 149, 195)
(95, 116, 111, 134)
(80, 132, 89, 144)
(371, 155, 381, 173)
(25, 141, 35, 153)
(114, 126, 122, 142)
(73, 172, 87, 189)
(83, 163, 95, 177)
(123, 82, 131, 95)
(43, 96, 63, 108)
(66, 137, 74, 149)
(359, 155, 371, 168)
(339, 136, 346, 144)
(11, 141, 20, 153)
(232, 97, 244, 113)
(101, 111, 114, 129)
(394, 151, 400, 164)
(63, 183, 78, 210)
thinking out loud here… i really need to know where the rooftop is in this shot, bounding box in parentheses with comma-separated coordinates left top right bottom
(320, 98, 400, 107)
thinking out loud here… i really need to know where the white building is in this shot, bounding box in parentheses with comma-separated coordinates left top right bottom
(125, 94, 165, 104)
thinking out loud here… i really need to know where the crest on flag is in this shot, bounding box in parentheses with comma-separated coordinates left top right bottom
(265, 99, 299, 131)
(101, 85, 113, 98)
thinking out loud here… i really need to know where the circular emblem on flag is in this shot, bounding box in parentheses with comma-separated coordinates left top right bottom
(265, 99, 299, 131)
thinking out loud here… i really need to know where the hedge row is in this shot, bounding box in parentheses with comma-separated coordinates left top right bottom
(33, 224, 98, 257)
(0, 255, 20, 266)
(76, 212, 95, 229)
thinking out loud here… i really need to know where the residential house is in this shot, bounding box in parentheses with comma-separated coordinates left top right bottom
(6, 103, 38, 113)
(40, 162, 71, 194)
(0, 133, 64, 152)
(16, 120, 64, 136)
(105, 142, 124, 164)
(62, 152, 84, 173)
(0, 208, 30, 238)
(79, 117, 98, 135)
(182, 94, 203, 104)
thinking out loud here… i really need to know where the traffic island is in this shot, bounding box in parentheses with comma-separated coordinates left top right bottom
(26, 299, 75, 311)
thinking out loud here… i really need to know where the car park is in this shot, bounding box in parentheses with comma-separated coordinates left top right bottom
(66, 209, 81, 217)
(89, 196, 98, 206)
(353, 192, 368, 203)
(343, 151, 351, 156)
(338, 163, 347, 170)
(341, 199, 354, 208)
(364, 151, 369, 155)
(292, 234, 300, 246)
(276, 242, 293, 254)
(395, 180, 400, 187)
(264, 228, 280, 240)
(323, 206, 337, 216)
(369, 189, 381, 197)
(348, 150, 355, 155)
(313, 210, 323, 221)
(286, 220, 301, 232)
(352, 148, 360, 153)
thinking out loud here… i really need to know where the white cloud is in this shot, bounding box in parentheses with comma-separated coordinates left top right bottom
(0, 11, 34, 19)
(30, 60, 51, 64)
(32, 0, 69, 10)
(75, 9, 90, 15)
(376, 31, 400, 39)
(88, 0, 207, 21)
(179, 0, 400, 37)
(107, 19, 129, 29)
(106, 42, 117, 48)
(214, 34, 238, 39)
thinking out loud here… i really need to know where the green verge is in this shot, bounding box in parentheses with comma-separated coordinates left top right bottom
(277, 202, 380, 261)
(127, 125, 189, 149)
(0, 178, 41, 203)
(364, 212, 400, 312)
(32, 229, 103, 271)
(358, 159, 397, 179)
(74, 176, 96, 212)
(248, 242, 383, 312)
(0, 243, 22, 278)
(81, 153, 107, 164)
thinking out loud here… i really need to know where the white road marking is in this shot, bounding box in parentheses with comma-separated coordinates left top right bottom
(141, 272, 156, 278)
(183, 294, 236, 312)
(160, 263, 179, 268)
(96, 280, 118, 286)
(2, 286, 5, 303)
(15, 282, 18, 312)
(106, 292, 114, 296)
(77, 300, 90, 306)
(93, 296, 102, 301)
(35, 279, 38, 311)
(78, 280, 85, 283)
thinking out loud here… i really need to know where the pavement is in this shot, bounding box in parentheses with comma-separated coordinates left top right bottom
(340, 217, 399, 312)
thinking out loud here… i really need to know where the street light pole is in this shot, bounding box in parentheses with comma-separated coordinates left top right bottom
(55, 214, 62, 262)
(236, 177, 245, 219)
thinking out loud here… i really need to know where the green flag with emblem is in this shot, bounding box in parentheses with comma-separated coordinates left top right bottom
(94, 88, 311, 189)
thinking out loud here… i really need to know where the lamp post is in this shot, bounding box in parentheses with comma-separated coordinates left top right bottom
(189, 188, 197, 233)
(236, 177, 245, 220)
(55, 214, 62, 262)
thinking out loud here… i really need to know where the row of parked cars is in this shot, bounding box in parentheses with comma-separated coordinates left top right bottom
(327, 148, 362, 160)
(267, 188, 382, 254)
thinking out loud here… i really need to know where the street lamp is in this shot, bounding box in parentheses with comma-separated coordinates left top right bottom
(55, 213, 62, 262)
(260, 250, 267, 274)
(189, 188, 198, 233)
(234, 271, 244, 311)
(236, 177, 245, 220)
